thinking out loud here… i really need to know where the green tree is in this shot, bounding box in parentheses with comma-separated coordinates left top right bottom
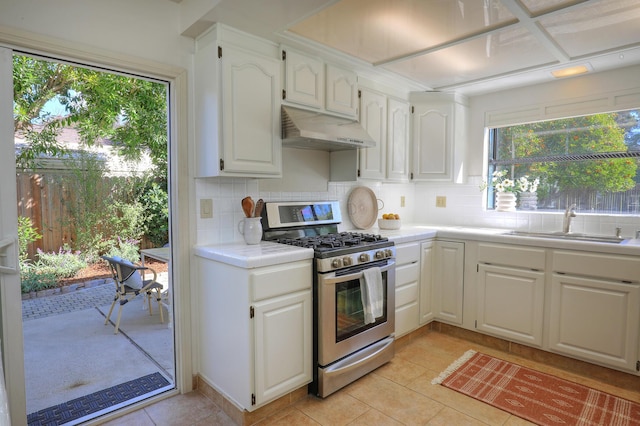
(13, 56, 78, 168)
(497, 114, 636, 203)
(13, 55, 168, 181)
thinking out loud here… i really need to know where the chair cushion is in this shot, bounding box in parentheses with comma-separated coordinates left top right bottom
(112, 256, 143, 290)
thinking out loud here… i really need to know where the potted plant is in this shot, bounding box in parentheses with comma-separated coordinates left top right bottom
(481, 170, 518, 211)
(517, 176, 540, 210)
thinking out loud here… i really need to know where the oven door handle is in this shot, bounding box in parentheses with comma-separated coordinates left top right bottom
(328, 262, 394, 283)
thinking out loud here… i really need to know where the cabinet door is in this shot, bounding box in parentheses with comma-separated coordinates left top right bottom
(477, 264, 545, 346)
(325, 64, 358, 117)
(359, 89, 387, 180)
(395, 262, 420, 337)
(549, 274, 640, 372)
(412, 102, 452, 181)
(433, 241, 464, 324)
(284, 49, 324, 109)
(221, 47, 281, 175)
(419, 241, 435, 324)
(254, 290, 312, 405)
(387, 98, 410, 182)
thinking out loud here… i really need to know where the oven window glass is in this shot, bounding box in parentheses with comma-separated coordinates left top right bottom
(335, 272, 387, 342)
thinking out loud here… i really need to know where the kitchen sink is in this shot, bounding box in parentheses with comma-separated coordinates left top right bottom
(504, 231, 624, 244)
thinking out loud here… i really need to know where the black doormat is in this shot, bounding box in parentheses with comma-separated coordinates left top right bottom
(27, 372, 171, 426)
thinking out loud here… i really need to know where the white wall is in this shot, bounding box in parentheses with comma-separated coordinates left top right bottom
(413, 64, 640, 237)
(195, 177, 415, 244)
(4, 1, 639, 241)
(0, 0, 190, 69)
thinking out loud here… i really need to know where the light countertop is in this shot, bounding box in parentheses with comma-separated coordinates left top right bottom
(195, 225, 640, 268)
(194, 241, 313, 268)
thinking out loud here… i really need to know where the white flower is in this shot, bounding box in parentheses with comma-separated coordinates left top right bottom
(483, 170, 518, 193)
(517, 176, 539, 193)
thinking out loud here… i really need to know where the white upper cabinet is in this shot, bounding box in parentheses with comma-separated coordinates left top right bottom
(283, 48, 358, 119)
(359, 90, 410, 181)
(194, 25, 282, 177)
(283, 49, 324, 109)
(410, 92, 468, 182)
(325, 64, 358, 117)
(358, 89, 387, 180)
(220, 48, 281, 175)
(386, 98, 411, 182)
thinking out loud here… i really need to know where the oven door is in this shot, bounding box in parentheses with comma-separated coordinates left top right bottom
(317, 259, 395, 366)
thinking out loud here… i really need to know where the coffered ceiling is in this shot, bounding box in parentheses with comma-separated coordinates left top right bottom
(185, 0, 640, 95)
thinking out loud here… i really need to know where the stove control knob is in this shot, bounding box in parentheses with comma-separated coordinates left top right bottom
(331, 258, 343, 268)
(385, 249, 393, 258)
(359, 253, 370, 263)
(375, 250, 385, 260)
(343, 256, 353, 266)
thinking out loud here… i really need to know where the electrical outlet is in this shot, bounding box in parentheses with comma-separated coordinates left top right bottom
(436, 196, 447, 208)
(200, 198, 213, 218)
(400, 196, 405, 207)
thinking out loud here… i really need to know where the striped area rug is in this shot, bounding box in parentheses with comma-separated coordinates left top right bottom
(432, 350, 640, 425)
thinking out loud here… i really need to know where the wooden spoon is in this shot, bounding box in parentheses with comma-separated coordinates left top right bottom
(241, 196, 254, 218)
(254, 199, 264, 218)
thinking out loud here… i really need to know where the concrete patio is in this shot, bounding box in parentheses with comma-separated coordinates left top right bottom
(21, 274, 174, 417)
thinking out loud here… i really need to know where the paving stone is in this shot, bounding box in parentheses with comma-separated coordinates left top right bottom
(22, 284, 114, 321)
(22, 273, 168, 322)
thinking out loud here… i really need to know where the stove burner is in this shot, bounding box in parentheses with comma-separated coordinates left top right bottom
(276, 232, 389, 252)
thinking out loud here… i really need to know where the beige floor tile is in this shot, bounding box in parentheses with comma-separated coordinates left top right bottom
(346, 372, 445, 424)
(100, 409, 155, 426)
(348, 408, 404, 425)
(427, 406, 492, 426)
(254, 406, 320, 425)
(109, 330, 640, 426)
(407, 372, 510, 426)
(374, 355, 429, 386)
(295, 391, 370, 425)
(194, 410, 238, 426)
(143, 392, 221, 426)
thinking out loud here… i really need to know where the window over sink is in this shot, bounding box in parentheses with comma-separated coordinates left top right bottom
(485, 108, 640, 214)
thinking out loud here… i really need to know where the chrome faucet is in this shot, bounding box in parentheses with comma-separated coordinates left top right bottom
(562, 204, 577, 234)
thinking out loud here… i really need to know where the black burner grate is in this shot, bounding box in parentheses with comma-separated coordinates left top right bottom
(276, 232, 388, 251)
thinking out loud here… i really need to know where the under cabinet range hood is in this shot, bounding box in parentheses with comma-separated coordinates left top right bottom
(281, 106, 375, 151)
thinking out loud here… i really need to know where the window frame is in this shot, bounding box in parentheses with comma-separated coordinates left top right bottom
(485, 109, 640, 214)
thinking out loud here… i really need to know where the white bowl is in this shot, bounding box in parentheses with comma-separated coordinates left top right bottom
(378, 219, 401, 230)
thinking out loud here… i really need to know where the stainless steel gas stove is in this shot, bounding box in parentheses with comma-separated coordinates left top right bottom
(261, 200, 396, 398)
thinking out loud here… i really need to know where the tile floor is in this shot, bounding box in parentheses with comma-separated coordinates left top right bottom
(103, 329, 640, 425)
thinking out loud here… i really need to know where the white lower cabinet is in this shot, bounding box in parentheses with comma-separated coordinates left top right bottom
(419, 240, 464, 325)
(477, 264, 545, 346)
(549, 250, 640, 373)
(419, 241, 434, 324)
(394, 242, 420, 337)
(196, 258, 312, 410)
(253, 290, 311, 403)
(476, 243, 545, 346)
(432, 241, 464, 325)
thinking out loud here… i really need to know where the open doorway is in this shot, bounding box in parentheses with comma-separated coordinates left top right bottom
(13, 53, 175, 424)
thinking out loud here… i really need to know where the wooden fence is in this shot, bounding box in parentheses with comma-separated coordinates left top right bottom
(16, 170, 154, 261)
(16, 172, 76, 260)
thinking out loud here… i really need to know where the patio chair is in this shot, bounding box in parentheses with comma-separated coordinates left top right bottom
(102, 255, 164, 334)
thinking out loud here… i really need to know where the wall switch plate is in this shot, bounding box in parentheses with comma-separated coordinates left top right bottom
(436, 196, 447, 208)
(200, 198, 213, 218)
(401, 196, 405, 207)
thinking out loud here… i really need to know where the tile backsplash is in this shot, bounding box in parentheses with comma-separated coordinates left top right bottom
(195, 177, 640, 246)
(195, 178, 415, 245)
